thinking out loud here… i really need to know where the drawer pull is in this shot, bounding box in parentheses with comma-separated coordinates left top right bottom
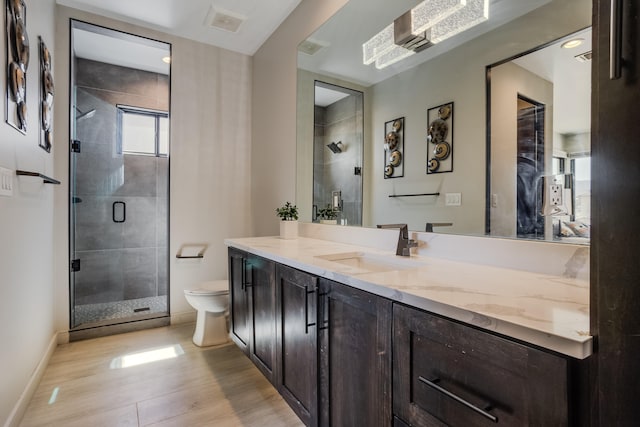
(418, 376, 498, 423)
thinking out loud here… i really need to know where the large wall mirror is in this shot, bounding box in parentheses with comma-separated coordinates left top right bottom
(296, 0, 591, 244)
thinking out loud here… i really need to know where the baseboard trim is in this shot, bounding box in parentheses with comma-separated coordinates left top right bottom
(57, 330, 70, 345)
(171, 310, 196, 325)
(4, 332, 58, 427)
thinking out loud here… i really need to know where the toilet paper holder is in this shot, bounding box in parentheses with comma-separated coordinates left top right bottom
(176, 244, 208, 259)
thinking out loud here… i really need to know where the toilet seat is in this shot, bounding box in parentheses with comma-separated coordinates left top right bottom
(185, 280, 229, 296)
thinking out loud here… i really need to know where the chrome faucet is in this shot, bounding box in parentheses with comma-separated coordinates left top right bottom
(376, 223, 419, 256)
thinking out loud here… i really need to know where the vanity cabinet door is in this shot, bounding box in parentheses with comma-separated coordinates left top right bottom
(276, 264, 319, 427)
(318, 279, 392, 427)
(247, 254, 277, 383)
(393, 304, 570, 426)
(228, 248, 250, 355)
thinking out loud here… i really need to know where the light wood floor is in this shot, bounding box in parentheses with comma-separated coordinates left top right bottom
(20, 323, 303, 427)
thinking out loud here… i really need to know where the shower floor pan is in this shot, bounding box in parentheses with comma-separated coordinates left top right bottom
(74, 295, 167, 328)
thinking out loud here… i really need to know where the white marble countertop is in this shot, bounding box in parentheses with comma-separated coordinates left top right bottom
(225, 236, 591, 359)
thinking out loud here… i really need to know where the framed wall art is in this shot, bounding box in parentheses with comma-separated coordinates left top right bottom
(383, 117, 404, 179)
(39, 36, 53, 152)
(5, 0, 29, 134)
(426, 102, 453, 174)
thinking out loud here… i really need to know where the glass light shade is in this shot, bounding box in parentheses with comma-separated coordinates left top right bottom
(430, 0, 489, 44)
(375, 45, 415, 69)
(411, 0, 466, 35)
(363, 23, 395, 65)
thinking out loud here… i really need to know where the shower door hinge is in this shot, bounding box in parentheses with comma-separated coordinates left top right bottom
(71, 140, 81, 153)
(71, 259, 81, 272)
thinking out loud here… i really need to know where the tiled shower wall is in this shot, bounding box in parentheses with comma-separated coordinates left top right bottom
(73, 58, 169, 306)
(313, 94, 363, 226)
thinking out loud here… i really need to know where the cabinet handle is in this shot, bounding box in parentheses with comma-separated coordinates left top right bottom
(241, 259, 252, 291)
(318, 291, 329, 331)
(610, 0, 622, 80)
(418, 376, 498, 423)
(241, 259, 245, 290)
(304, 284, 317, 334)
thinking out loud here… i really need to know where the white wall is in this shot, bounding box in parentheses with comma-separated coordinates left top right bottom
(0, 1, 57, 424)
(252, 0, 349, 236)
(53, 7, 253, 330)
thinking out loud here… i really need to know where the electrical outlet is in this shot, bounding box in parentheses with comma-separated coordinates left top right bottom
(491, 194, 498, 208)
(0, 167, 13, 197)
(549, 184, 563, 206)
(445, 193, 461, 206)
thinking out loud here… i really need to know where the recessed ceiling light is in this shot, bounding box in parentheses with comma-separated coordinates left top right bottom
(162, 56, 171, 64)
(561, 38, 584, 49)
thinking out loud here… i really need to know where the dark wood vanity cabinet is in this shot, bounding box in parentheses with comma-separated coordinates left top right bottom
(393, 304, 572, 426)
(229, 248, 251, 354)
(247, 254, 277, 381)
(229, 250, 585, 426)
(318, 278, 392, 427)
(275, 264, 319, 426)
(228, 248, 277, 382)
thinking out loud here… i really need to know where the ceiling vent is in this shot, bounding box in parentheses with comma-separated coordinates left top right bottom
(298, 39, 328, 56)
(574, 51, 593, 62)
(205, 6, 245, 33)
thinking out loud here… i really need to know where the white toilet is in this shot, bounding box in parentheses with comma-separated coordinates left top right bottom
(184, 280, 230, 347)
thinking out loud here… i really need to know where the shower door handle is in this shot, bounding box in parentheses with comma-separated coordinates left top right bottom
(113, 201, 126, 223)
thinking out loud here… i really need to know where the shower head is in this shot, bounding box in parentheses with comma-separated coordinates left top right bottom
(327, 141, 344, 153)
(75, 107, 96, 121)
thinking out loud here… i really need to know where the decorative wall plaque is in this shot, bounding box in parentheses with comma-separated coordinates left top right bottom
(39, 36, 53, 152)
(5, 0, 29, 134)
(427, 102, 454, 174)
(383, 117, 405, 179)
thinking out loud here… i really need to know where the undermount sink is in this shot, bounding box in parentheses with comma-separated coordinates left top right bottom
(315, 251, 423, 274)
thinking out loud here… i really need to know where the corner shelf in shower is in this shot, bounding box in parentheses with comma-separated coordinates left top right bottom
(16, 170, 61, 185)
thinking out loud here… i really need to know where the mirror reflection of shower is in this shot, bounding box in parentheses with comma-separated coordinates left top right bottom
(313, 81, 363, 226)
(69, 20, 171, 336)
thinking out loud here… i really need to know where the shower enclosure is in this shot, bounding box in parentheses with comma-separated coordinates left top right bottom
(69, 21, 171, 336)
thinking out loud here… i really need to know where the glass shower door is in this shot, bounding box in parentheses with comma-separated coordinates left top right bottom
(69, 20, 170, 331)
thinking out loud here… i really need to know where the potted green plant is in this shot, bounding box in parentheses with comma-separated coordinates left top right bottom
(318, 205, 338, 225)
(276, 201, 299, 239)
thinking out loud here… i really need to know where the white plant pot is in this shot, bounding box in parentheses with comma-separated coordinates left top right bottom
(280, 220, 298, 239)
(320, 219, 337, 225)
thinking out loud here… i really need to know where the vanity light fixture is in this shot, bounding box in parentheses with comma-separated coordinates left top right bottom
(561, 38, 584, 49)
(363, 0, 489, 69)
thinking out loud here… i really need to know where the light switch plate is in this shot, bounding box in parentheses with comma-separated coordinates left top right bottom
(0, 167, 13, 197)
(445, 193, 461, 206)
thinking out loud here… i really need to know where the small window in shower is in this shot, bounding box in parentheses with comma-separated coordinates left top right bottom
(117, 106, 169, 156)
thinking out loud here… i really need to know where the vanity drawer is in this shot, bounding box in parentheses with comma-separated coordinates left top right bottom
(393, 304, 569, 426)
